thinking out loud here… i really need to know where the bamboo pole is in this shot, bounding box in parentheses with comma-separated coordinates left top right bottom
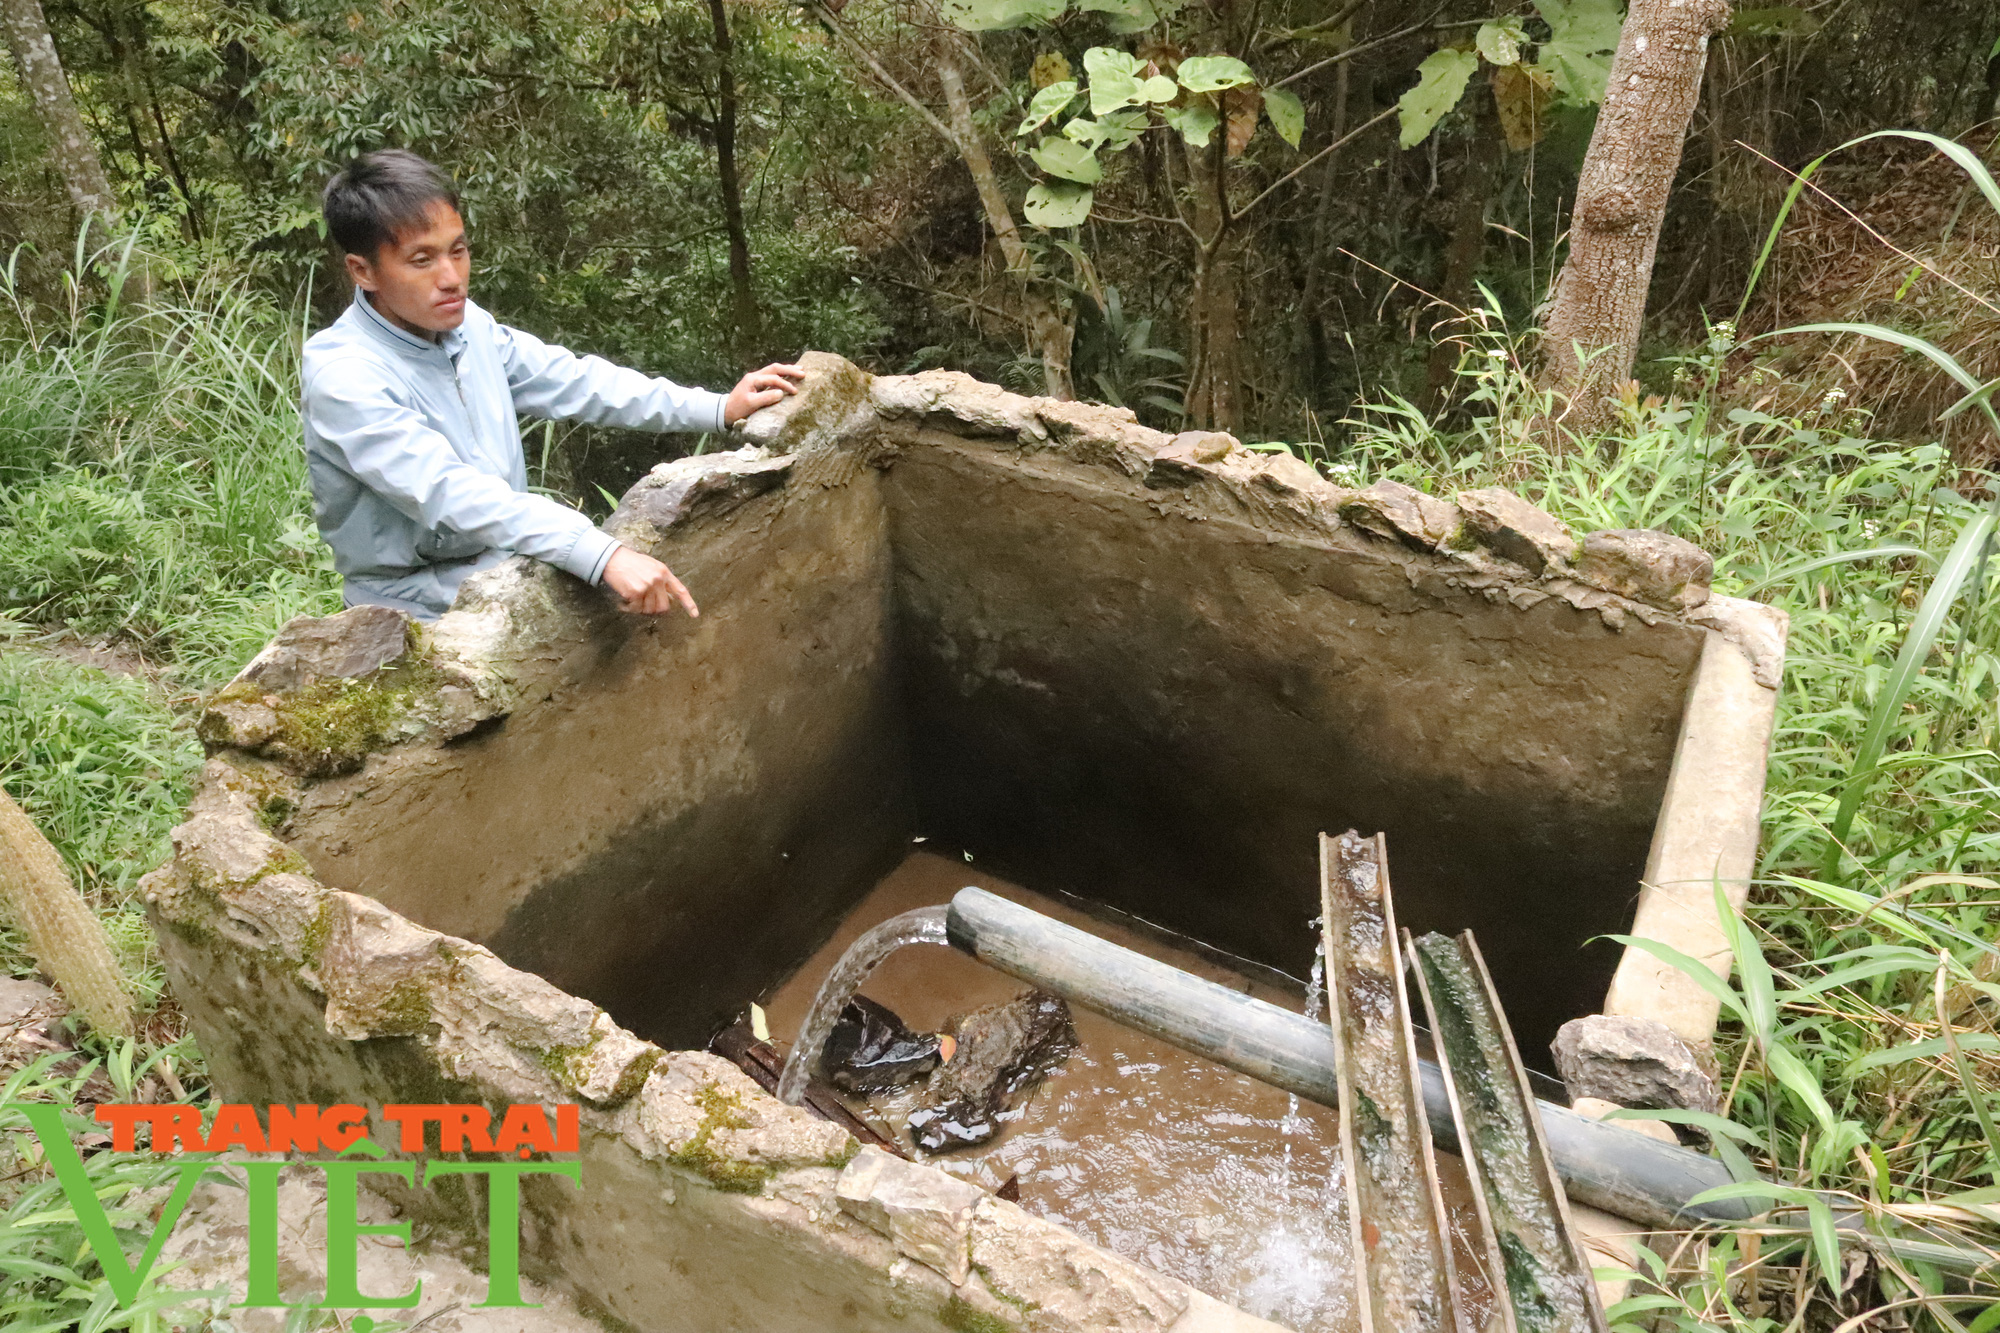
(0, 783, 134, 1038)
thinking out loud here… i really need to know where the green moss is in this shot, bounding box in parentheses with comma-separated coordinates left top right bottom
(665, 1083, 778, 1195)
(969, 1267, 1039, 1319)
(940, 1297, 1020, 1333)
(823, 1137, 861, 1170)
(539, 1035, 598, 1084)
(161, 913, 215, 947)
(609, 1049, 662, 1102)
(775, 359, 870, 448)
(298, 898, 336, 968)
(374, 977, 434, 1033)
(537, 1030, 662, 1103)
(256, 793, 295, 831)
(272, 657, 445, 771)
(206, 647, 449, 774)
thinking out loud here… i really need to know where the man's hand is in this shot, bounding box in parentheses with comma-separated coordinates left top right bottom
(723, 362, 806, 425)
(602, 545, 699, 617)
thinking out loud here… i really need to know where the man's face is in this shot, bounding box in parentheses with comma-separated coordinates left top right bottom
(345, 202, 470, 337)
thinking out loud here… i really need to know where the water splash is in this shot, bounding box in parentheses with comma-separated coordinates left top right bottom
(775, 906, 951, 1105)
(1304, 919, 1327, 1025)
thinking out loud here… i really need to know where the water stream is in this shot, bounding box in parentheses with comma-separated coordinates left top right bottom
(774, 905, 951, 1105)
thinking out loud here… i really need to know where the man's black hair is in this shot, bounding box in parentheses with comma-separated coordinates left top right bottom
(322, 150, 461, 260)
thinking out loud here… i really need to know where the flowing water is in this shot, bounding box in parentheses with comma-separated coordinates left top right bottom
(763, 852, 1498, 1333)
(775, 905, 951, 1105)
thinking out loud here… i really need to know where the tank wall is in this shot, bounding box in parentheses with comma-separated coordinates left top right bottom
(288, 479, 912, 1049)
(882, 439, 1709, 1066)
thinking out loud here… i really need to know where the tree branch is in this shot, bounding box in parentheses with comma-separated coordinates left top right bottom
(1259, 0, 1371, 52)
(1230, 104, 1396, 225)
(805, 2, 959, 149)
(1272, 12, 1444, 89)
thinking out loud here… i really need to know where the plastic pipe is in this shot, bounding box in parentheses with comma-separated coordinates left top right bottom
(944, 886, 1752, 1230)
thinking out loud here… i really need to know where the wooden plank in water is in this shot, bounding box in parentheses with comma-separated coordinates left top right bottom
(1321, 830, 1463, 1333)
(709, 1019, 907, 1157)
(1408, 931, 1611, 1333)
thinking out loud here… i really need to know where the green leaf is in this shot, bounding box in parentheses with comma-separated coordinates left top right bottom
(1737, 544, 1935, 595)
(1065, 114, 1145, 152)
(1602, 934, 1746, 1023)
(1803, 1193, 1844, 1281)
(1176, 54, 1256, 93)
(1716, 881, 1776, 1046)
(1765, 1044, 1839, 1136)
(1163, 103, 1219, 147)
(1063, 117, 1111, 150)
(1538, 0, 1622, 53)
(1788, 948, 1945, 997)
(1030, 137, 1103, 183)
(1822, 507, 2000, 863)
(1024, 181, 1094, 227)
(1098, 109, 1149, 149)
(1077, 0, 1184, 33)
(1138, 74, 1179, 102)
(1017, 80, 1079, 136)
(1084, 46, 1147, 115)
(1750, 321, 1985, 393)
(1263, 86, 1305, 147)
(1476, 17, 1526, 66)
(942, 0, 1065, 29)
(1396, 47, 1479, 148)
(1537, 0, 1622, 103)
(1855, 1031, 2000, 1071)
(1540, 41, 1612, 103)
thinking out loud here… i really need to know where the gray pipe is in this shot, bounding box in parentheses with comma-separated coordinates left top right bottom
(945, 887, 1752, 1230)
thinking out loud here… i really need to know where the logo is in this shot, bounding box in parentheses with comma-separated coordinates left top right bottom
(13, 1101, 583, 1312)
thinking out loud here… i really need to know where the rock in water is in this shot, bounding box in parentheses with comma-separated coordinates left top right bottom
(907, 991, 1077, 1154)
(823, 996, 944, 1093)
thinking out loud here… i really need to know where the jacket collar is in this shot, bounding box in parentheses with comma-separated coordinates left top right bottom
(351, 290, 467, 357)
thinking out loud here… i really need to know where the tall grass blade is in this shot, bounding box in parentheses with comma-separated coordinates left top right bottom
(1603, 933, 1746, 1021)
(1934, 958, 2000, 1185)
(1746, 322, 1984, 394)
(1824, 507, 2000, 872)
(1739, 545, 1934, 595)
(1736, 128, 2000, 325)
(1717, 881, 1776, 1046)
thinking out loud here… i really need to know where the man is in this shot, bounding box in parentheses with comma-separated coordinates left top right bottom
(303, 149, 801, 620)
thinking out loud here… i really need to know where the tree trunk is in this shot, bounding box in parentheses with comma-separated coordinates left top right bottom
(1184, 135, 1241, 433)
(1425, 101, 1501, 413)
(707, 0, 758, 364)
(0, 0, 117, 223)
(1539, 0, 1731, 429)
(935, 39, 1073, 398)
(1297, 61, 1350, 411)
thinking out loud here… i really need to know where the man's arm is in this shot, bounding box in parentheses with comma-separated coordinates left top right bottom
(495, 324, 730, 434)
(305, 363, 622, 586)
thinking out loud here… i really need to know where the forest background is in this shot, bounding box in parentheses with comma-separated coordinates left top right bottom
(3, 0, 2000, 1330)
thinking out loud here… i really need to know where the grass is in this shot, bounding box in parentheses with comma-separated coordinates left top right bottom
(0, 253, 326, 1330)
(0, 254, 339, 686)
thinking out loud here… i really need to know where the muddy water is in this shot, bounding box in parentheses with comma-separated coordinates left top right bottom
(763, 851, 1499, 1333)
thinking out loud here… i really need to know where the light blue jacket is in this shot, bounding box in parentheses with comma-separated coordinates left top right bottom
(301, 291, 729, 618)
